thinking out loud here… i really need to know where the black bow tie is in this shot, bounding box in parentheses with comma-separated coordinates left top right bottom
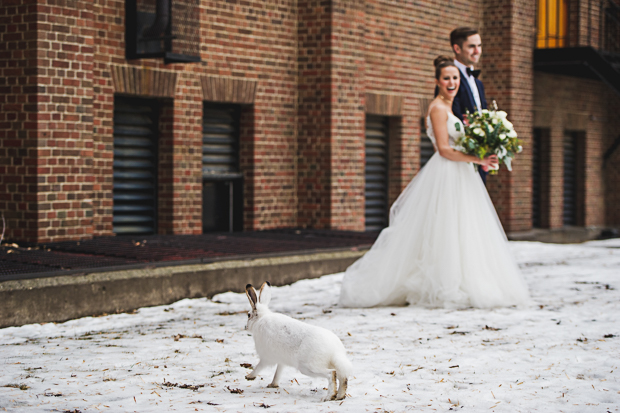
(466, 67, 481, 78)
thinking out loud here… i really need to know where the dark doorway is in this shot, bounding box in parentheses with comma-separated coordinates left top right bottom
(202, 103, 243, 232)
(563, 131, 585, 226)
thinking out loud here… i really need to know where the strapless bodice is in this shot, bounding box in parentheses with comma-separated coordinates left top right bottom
(426, 112, 465, 150)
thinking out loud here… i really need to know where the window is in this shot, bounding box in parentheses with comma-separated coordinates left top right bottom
(126, 0, 201, 64)
(537, 0, 568, 48)
(113, 97, 159, 235)
(365, 115, 390, 231)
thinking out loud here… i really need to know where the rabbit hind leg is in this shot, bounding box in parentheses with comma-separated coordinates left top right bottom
(299, 366, 337, 401)
(335, 375, 348, 400)
(322, 370, 338, 401)
(267, 364, 284, 388)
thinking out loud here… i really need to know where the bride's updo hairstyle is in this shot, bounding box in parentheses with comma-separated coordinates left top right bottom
(434, 55, 457, 79)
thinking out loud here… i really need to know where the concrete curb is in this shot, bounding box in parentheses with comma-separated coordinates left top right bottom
(0, 249, 365, 328)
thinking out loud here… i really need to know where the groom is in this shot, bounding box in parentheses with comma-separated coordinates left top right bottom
(450, 27, 489, 184)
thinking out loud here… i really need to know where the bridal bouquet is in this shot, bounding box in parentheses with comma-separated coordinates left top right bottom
(456, 101, 523, 173)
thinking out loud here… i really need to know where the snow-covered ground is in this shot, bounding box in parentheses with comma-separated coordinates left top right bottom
(1, 240, 619, 413)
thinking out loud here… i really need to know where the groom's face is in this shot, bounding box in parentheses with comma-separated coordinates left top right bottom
(454, 34, 482, 66)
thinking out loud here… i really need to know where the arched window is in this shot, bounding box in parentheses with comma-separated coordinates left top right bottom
(537, 0, 568, 48)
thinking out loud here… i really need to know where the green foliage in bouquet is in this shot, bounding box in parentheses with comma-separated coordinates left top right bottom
(455, 101, 523, 174)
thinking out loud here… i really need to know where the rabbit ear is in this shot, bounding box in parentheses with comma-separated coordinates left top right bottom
(258, 281, 271, 306)
(245, 284, 257, 310)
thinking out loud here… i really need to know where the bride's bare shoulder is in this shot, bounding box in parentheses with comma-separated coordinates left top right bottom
(428, 102, 449, 122)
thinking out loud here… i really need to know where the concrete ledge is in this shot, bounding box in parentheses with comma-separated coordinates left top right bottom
(507, 226, 610, 244)
(0, 250, 365, 328)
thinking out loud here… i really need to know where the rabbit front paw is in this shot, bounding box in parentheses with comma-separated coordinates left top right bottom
(266, 383, 279, 388)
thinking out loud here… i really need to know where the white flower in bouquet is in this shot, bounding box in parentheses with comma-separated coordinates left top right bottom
(455, 100, 523, 175)
(496, 145, 507, 158)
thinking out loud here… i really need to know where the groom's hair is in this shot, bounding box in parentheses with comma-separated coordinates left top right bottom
(450, 27, 479, 49)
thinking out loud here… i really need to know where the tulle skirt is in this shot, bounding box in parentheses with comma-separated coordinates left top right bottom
(339, 153, 530, 308)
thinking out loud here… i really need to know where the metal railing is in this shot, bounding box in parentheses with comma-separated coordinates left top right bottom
(601, 0, 620, 54)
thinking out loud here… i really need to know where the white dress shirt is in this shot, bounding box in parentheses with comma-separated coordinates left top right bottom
(454, 59, 482, 111)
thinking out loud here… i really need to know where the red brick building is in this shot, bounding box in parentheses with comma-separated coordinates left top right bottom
(1, 0, 618, 243)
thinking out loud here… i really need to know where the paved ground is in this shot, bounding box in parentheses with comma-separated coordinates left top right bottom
(0, 229, 378, 282)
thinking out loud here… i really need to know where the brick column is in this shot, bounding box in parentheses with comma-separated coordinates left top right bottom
(297, 1, 366, 230)
(37, 0, 95, 242)
(158, 71, 203, 234)
(330, 0, 366, 230)
(483, 0, 536, 232)
(0, 0, 38, 241)
(297, 1, 333, 228)
(0, 0, 94, 243)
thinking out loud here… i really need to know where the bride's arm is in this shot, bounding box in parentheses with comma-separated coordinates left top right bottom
(429, 107, 498, 168)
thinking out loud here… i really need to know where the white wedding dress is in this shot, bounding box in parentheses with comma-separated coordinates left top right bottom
(339, 112, 530, 308)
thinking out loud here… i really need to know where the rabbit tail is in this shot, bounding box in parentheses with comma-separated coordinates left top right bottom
(332, 351, 352, 379)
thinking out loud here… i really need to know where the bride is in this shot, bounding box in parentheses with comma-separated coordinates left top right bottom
(339, 56, 530, 309)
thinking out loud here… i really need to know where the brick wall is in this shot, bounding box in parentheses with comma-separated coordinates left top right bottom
(1, 0, 617, 243)
(91, 0, 300, 236)
(200, 1, 299, 231)
(533, 72, 607, 228)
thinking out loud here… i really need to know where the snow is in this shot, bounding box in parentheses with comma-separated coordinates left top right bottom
(1, 240, 619, 412)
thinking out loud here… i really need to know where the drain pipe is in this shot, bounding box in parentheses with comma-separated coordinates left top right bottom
(143, 0, 170, 39)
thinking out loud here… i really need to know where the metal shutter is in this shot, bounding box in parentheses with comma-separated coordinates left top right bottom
(563, 132, 577, 226)
(420, 117, 435, 168)
(113, 98, 158, 235)
(532, 128, 542, 228)
(202, 104, 242, 232)
(202, 106, 239, 177)
(365, 115, 389, 231)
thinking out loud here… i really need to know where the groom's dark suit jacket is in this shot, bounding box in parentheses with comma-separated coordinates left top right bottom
(452, 67, 487, 122)
(453, 67, 489, 184)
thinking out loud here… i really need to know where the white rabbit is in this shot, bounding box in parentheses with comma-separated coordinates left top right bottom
(244, 282, 352, 401)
